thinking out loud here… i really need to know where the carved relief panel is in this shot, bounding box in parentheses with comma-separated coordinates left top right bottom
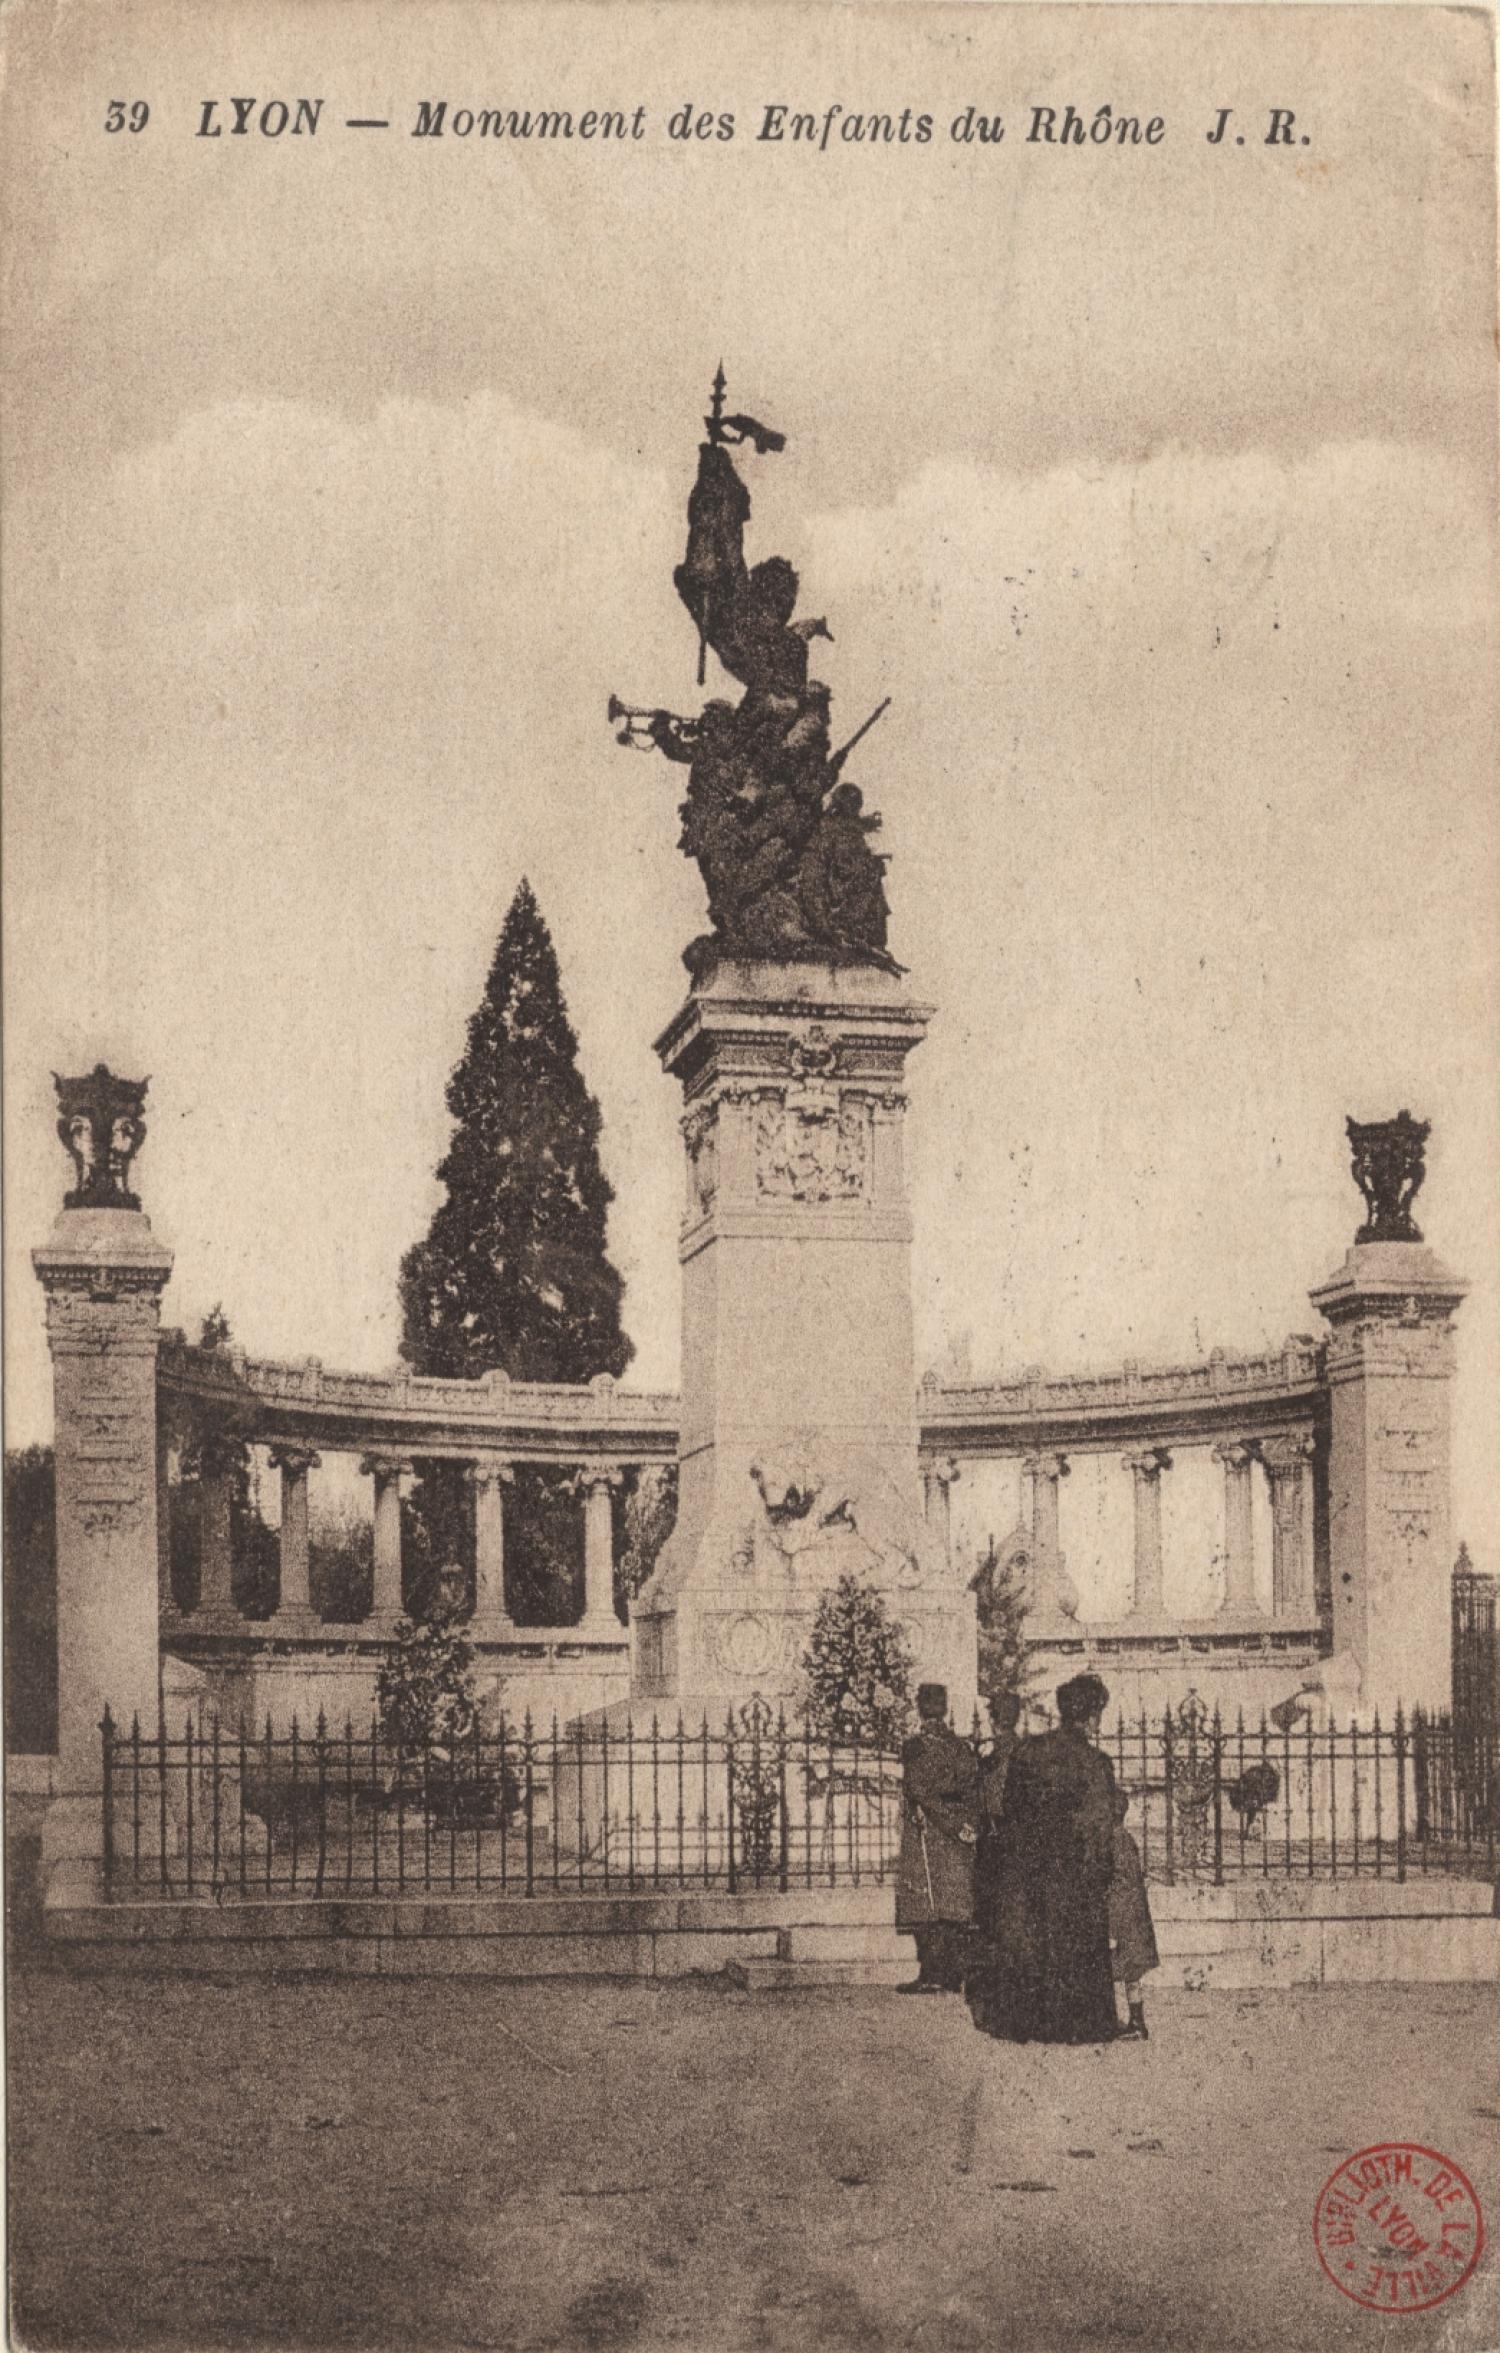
(752, 1095, 869, 1204)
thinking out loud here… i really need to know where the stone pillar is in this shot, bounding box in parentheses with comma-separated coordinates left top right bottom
(467, 1462, 515, 1634)
(1124, 1449, 1170, 1620)
(920, 1454, 960, 1569)
(1214, 1441, 1259, 1617)
(633, 960, 974, 1720)
(361, 1453, 410, 1624)
(1310, 1238, 1467, 1713)
(196, 1433, 240, 1624)
(270, 1444, 319, 1625)
(1262, 1431, 1317, 1620)
(32, 1067, 173, 1898)
(1023, 1451, 1070, 1624)
(577, 1463, 621, 1635)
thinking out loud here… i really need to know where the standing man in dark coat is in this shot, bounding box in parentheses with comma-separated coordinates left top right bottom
(973, 1673, 1119, 2043)
(895, 1683, 980, 1993)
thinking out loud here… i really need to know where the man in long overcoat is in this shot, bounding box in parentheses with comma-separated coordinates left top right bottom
(972, 1672, 1119, 2043)
(895, 1683, 980, 1993)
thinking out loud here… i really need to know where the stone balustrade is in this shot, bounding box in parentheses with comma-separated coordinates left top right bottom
(162, 1332, 1323, 1470)
(157, 1339, 677, 1463)
(919, 1333, 1325, 1449)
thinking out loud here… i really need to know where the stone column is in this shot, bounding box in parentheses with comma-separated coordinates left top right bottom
(1310, 1227, 1467, 1712)
(1214, 1441, 1259, 1616)
(32, 1067, 174, 1898)
(1262, 1431, 1317, 1620)
(270, 1444, 320, 1625)
(1023, 1451, 1069, 1622)
(576, 1463, 622, 1635)
(467, 1462, 516, 1634)
(197, 1433, 240, 1624)
(361, 1453, 410, 1624)
(1124, 1449, 1170, 1619)
(920, 1454, 960, 1569)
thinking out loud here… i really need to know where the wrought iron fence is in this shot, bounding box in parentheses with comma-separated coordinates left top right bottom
(99, 1700, 1498, 1902)
(1104, 1701, 1497, 1886)
(99, 1704, 906, 1902)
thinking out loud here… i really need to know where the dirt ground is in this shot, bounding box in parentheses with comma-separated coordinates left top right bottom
(6, 1960, 1499, 2353)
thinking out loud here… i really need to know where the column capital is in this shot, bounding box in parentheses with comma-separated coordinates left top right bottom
(574, 1461, 623, 1496)
(1309, 1242, 1468, 1333)
(1023, 1451, 1069, 1481)
(1123, 1447, 1171, 1480)
(1211, 1439, 1256, 1472)
(920, 1453, 961, 1490)
(360, 1450, 413, 1483)
(1259, 1430, 1316, 1478)
(465, 1459, 515, 1492)
(268, 1442, 320, 1478)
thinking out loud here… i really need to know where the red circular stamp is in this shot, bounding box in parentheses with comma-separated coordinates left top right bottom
(1314, 2143, 1483, 2312)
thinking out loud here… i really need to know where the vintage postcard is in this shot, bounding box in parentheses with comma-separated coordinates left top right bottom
(2, 2, 1497, 2347)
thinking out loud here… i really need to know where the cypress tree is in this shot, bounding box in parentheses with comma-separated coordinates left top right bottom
(399, 879, 632, 1385)
(398, 881, 633, 1620)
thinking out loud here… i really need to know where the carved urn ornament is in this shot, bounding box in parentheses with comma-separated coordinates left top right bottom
(53, 1065, 150, 1209)
(1346, 1110, 1430, 1244)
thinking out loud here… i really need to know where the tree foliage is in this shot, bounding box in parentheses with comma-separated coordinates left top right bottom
(375, 1588, 483, 1757)
(617, 1465, 678, 1615)
(797, 1574, 915, 1750)
(398, 879, 632, 1385)
(396, 881, 633, 1622)
(309, 1503, 373, 1624)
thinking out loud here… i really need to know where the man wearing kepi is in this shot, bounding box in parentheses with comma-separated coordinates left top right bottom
(972, 1673, 1119, 2043)
(895, 1683, 980, 1993)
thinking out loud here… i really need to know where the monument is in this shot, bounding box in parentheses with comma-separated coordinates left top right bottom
(32, 1068, 175, 1901)
(1309, 1112, 1468, 1714)
(612, 374, 976, 1719)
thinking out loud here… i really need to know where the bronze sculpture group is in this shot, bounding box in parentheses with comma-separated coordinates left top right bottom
(612, 370, 898, 977)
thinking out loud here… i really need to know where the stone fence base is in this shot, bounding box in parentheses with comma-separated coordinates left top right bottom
(37, 1876, 1500, 1989)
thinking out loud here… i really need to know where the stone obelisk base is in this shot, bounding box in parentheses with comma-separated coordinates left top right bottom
(628, 957, 976, 1726)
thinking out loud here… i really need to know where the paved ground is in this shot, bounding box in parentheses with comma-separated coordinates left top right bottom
(7, 1959, 1500, 2353)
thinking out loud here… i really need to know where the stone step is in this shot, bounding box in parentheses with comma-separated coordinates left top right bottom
(739, 1957, 917, 1990)
(781, 1923, 913, 1963)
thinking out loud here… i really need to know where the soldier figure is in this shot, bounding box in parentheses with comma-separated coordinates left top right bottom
(894, 1683, 980, 1994)
(610, 371, 897, 973)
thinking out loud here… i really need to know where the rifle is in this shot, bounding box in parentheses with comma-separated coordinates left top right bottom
(827, 697, 892, 783)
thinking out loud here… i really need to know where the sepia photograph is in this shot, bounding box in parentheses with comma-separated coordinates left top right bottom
(2, 2, 1498, 2345)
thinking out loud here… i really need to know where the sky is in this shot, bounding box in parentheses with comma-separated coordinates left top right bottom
(3, 1, 1497, 1567)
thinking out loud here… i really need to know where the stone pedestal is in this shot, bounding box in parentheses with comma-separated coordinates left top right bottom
(1309, 1242, 1467, 1714)
(631, 958, 976, 1720)
(32, 1207, 174, 1898)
